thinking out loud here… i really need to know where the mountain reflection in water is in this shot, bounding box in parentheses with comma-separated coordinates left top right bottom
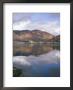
(13, 42, 60, 77)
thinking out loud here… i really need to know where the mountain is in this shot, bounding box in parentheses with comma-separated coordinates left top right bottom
(50, 35, 60, 42)
(13, 30, 55, 42)
(13, 30, 32, 41)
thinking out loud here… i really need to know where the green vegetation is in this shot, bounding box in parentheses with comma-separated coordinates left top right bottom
(13, 67, 22, 77)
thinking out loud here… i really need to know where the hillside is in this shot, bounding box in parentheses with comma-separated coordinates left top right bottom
(50, 35, 60, 42)
(13, 30, 55, 42)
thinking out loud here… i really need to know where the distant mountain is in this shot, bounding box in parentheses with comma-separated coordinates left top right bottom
(13, 30, 55, 42)
(50, 35, 60, 42)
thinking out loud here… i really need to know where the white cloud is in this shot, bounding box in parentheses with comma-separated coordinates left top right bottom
(13, 20, 60, 36)
(13, 20, 31, 30)
(13, 50, 60, 70)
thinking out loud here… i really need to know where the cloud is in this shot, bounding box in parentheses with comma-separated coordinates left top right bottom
(13, 56, 31, 69)
(13, 50, 60, 70)
(13, 20, 60, 36)
(13, 20, 31, 30)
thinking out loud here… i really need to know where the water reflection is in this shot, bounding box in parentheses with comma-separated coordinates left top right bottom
(13, 42, 60, 77)
(13, 42, 60, 56)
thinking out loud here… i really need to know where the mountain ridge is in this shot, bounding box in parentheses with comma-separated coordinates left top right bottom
(13, 30, 60, 42)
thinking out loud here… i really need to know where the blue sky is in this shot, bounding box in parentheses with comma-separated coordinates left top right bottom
(13, 13, 60, 36)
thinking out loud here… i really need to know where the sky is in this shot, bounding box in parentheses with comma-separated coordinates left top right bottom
(13, 13, 60, 36)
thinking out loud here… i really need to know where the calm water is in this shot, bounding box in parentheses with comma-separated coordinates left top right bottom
(13, 42, 60, 77)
